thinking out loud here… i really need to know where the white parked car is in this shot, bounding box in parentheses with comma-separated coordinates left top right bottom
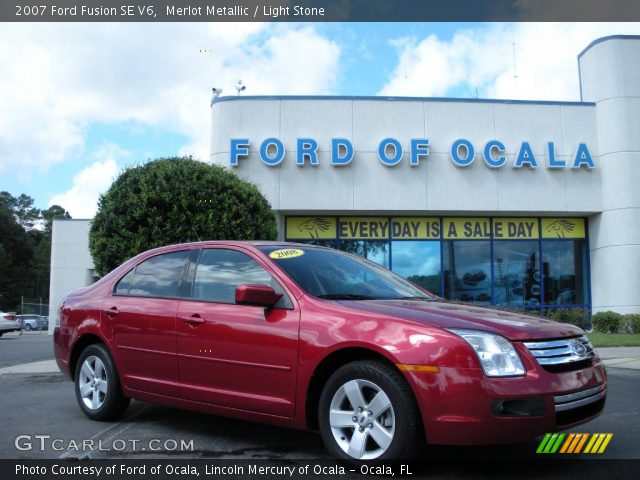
(0, 312, 21, 336)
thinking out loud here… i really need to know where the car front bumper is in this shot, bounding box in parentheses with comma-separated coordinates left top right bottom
(406, 358, 607, 446)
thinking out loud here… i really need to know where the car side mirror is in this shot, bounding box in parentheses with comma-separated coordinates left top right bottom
(235, 284, 283, 308)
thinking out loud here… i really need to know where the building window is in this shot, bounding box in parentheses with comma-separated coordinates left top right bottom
(443, 241, 492, 304)
(391, 241, 441, 295)
(285, 216, 590, 309)
(339, 240, 390, 268)
(542, 240, 588, 306)
(493, 240, 541, 307)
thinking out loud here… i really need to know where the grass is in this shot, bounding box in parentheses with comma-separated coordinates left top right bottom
(587, 332, 640, 347)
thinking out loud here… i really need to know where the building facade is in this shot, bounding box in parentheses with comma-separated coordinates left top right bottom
(210, 35, 640, 316)
(48, 35, 640, 332)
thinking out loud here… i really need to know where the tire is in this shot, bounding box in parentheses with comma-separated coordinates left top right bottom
(318, 360, 422, 460)
(24, 324, 32, 331)
(74, 344, 130, 421)
(0, 332, 3, 337)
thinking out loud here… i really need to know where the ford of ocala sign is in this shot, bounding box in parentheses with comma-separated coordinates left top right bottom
(228, 137, 595, 169)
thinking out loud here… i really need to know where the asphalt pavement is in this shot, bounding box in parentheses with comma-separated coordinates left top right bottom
(0, 332, 52, 368)
(0, 331, 638, 460)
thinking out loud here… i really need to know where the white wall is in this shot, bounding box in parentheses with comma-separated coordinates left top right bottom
(47, 219, 95, 333)
(580, 37, 640, 314)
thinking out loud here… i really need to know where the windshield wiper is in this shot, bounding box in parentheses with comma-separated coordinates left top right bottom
(317, 294, 376, 300)
(391, 296, 434, 301)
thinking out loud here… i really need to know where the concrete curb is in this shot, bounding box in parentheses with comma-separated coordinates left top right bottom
(0, 359, 59, 375)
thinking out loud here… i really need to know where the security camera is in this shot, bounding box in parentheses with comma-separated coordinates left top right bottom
(235, 80, 246, 96)
(210, 87, 223, 106)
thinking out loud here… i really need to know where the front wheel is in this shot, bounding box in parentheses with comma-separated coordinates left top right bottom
(318, 360, 422, 460)
(24, 324, 32, 331)
(75, 344, 130, 421)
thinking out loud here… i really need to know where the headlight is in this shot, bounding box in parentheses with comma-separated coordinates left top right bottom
(447, 329, 526, 377)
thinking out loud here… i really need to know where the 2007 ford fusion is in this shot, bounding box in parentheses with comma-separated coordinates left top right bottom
(54, 241, 606, 460)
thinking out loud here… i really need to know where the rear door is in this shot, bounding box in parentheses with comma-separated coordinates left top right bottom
(176, 247, 300, 417)
(106, 249, 192, 397)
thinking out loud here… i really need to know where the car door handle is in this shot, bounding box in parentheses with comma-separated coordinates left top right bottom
(180, 314, 205, 326)
(103, 307, 119, 317)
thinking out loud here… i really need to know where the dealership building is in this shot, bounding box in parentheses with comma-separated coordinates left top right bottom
(48, 35, 640, 331)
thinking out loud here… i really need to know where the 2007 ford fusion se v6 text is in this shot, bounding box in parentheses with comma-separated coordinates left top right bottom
(53, 242, 607, 460)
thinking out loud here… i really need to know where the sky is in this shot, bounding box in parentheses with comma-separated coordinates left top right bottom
(1, 22, 640, 218)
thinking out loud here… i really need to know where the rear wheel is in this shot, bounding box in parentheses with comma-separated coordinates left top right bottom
(318, 360, 421, 460)
(75, 344, 129, 421)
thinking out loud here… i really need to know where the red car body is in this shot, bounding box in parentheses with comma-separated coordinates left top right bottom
(54, 241, 606, 448)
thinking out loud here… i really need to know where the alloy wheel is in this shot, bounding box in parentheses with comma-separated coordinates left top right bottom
(78, 355, 108, 410)
(328, 379, 395, 460)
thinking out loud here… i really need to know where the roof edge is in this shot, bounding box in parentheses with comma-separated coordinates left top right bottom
(211, 95, 594, 108)
(578, 34, 640, 61)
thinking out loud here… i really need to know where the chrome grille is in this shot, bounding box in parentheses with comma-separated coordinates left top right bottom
(523, 335, 596, 366)
(555, 384, 607, 412)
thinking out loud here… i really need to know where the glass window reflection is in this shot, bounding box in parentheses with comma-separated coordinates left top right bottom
(542, 240, 588, 305)
(443, 241, 492, 304)
(391, 241, 441, 295)
(493, 241, 541, 307)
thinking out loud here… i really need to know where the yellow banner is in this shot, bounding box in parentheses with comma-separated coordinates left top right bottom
(338, 217, 389, 239)
(443, 218, 491, 239)
(541, 218, 586, 239)
(391, 217, 441, 239)
(492, 218, 539, 239)
(285, 217, 337, 239)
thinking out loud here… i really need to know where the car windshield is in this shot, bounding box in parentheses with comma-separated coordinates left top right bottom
(259, 246, 434, 301)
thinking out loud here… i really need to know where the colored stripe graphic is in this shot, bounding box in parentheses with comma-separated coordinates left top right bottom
(538, 433, 613, 454)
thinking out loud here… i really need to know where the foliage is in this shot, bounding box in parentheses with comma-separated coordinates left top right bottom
(543, 308, 591, 330)
(89, 157, 278, 275)
(623, 314, 640, 334)
(591, 311, 623, 334)
(0, 193, 70, 310)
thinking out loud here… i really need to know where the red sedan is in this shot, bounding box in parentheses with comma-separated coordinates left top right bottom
(54, 242, 606, 460)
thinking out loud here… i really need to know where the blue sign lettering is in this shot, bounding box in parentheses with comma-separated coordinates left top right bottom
(297, 138, 318, 166)
(451, 139, 475, 167)
(410, 139, 429, 166)
(331, 138, 353, 166)
(378, 138, 403, 166)
(229, 138, 595, 170)
(514, 142, 538, 168)
(259, 138, 285, 166)
(483, 140, 506, 168)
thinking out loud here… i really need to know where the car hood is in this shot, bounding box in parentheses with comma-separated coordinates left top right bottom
(337, 300, 583, 341)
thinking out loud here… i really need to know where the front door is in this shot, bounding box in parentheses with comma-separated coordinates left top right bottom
(176, 248, 299, 417)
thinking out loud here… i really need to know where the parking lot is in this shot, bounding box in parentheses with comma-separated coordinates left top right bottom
(1, 331, 639, 461)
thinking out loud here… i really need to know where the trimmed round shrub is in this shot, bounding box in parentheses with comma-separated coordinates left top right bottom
(545, 308, 590, 330)
(591, 311, 623, 333)
(89, 157, 278, 275)
(624, 313, 640, 334)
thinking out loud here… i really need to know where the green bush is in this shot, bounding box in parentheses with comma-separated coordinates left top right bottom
(89, 157, 278, 275)
(591, 311, 623, 333)
(624, 313, 640, 334)
(543, 308, 590, 330)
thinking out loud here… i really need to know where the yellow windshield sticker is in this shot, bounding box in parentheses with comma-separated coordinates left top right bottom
(269, 248, 305, 260)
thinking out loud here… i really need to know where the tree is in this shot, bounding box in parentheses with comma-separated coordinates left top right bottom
(89, 157, 278, 275)
(0, 192, 72, 310)
(0, 202, 32, 309)
(41, 205, 71, 236)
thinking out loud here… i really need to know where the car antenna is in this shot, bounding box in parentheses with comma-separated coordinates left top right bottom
(191, 226, 202, 242)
